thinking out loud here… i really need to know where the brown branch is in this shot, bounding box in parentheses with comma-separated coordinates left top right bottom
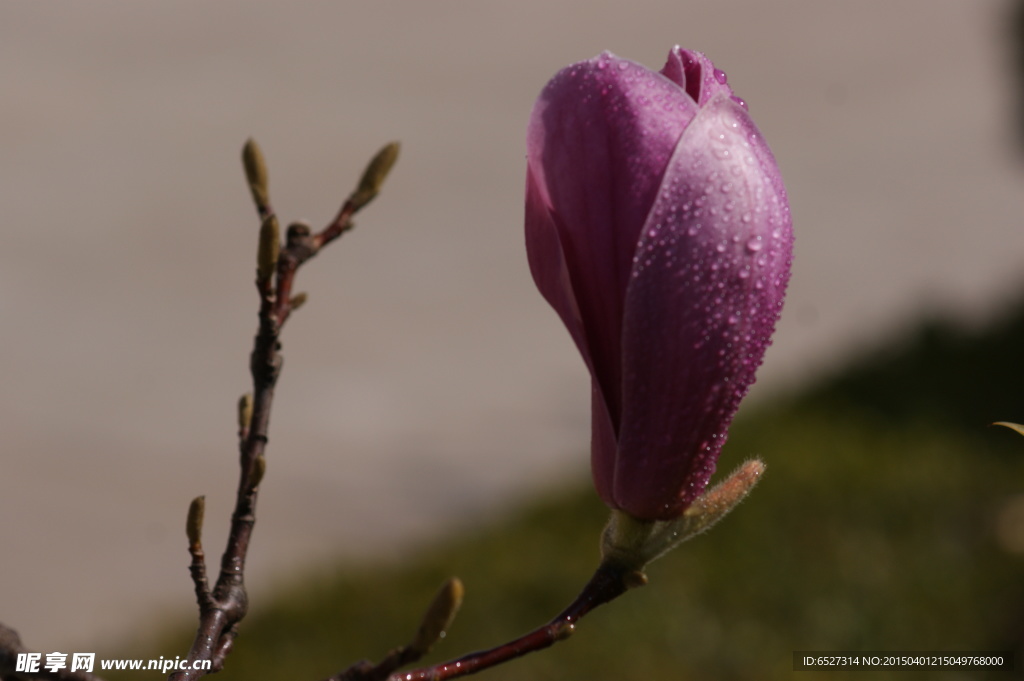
(0, 140, 402, 681)
(328, 561, 642, 681)
(327, 578, 465, 681)
(170, 141, 394, 681)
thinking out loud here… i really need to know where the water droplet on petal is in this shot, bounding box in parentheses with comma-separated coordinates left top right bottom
(713, 68, 728, 84)
(745, 236, 763, 253)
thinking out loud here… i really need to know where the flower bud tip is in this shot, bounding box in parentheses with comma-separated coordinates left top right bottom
(349, 141, 400, 211)
(242, 138, 269, 212)
(411, 577, 464, 655)
(186, 496, 205, 549)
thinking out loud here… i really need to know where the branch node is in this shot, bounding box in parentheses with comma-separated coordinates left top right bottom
(551, 621, 575, 641)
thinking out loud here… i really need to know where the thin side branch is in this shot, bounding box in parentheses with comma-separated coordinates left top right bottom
(330, 561, 641, 681)
(170, 141, 394, 681)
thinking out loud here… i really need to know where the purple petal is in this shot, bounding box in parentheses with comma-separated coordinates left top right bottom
(525, 166, 590, 366)
(660, 46, 733, 107)
(612, 93, 792, 519)
(525, 51, 699, 433)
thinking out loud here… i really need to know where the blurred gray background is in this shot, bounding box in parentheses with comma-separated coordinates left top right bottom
(3, 0, 1024, 649)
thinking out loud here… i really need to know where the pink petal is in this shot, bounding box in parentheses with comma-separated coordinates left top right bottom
(525, 51, 699, 433)
(612, 92, 792, 519)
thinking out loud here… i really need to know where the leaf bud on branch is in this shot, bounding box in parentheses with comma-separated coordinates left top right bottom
(242, 138, 270, 215)
(348, 142, 400, 211)
(257, 214, 280, 284)
(186, 496, 205, 552)
(410, 578, 464, 656)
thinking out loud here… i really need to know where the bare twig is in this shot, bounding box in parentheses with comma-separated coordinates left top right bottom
(0, 135, 646, 681)
(330, 578, 466, 681)
(328, 561, 641, 681)
(0, 139, 398, 681)
(396, 561, 640, 681)
(169, 139, 398, 681)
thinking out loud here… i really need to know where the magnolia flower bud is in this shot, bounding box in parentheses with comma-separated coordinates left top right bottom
(525, 48, 793, 520)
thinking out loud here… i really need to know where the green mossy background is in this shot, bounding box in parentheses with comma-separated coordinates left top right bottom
(109, 300, 1024, 680)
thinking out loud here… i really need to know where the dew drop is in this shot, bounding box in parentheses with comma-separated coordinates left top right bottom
(745, 236, 763, 253)
(713, 68, 728, 84)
